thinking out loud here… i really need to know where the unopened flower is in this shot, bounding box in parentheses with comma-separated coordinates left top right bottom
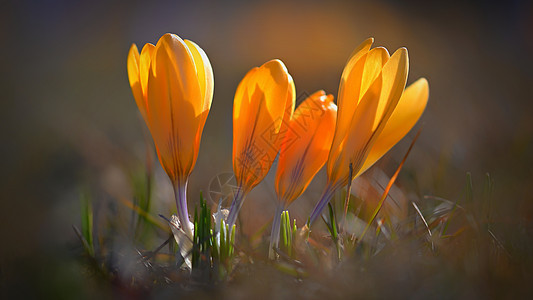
(127, 33, 213, 237)
(270, 90, 337, 258)
(227, 59, 295, 227)
(275, 90, 337, 206)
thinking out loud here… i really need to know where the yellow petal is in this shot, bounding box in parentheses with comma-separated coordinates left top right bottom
(360, 47, 389, 100)
(333, 38, 373, 154)
(139, 43, 155, 99)
(127, 44, 145, 119)
(327, 71, 383, 186)
(358, 78, 429, 175)
(344, 47, 408, 180)
(184, 39, 214, 114)
(373, 47, 409, 130)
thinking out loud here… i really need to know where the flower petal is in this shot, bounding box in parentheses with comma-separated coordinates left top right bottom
(360, 47, 389, 101)
(139, 43, 155, 99)
(184, 39, 214, 114)
(358, 78, 429, 175)
(146, 33, 203, 180)
(232, 59, 293, 191)
(327, 71, 384, 185)
(276, 92, 337, 204)
(373, 47, 409, 131)
(334, 38, 373, 151)
(350, 47, 408, 178)
(127, 44, 145, 119)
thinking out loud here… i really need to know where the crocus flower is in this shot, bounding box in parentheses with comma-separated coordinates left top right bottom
(309, 38, 429, 225)
(127, 33, 213, 237)
(269, 90, 337, 258)
(227, 59, 295, 227)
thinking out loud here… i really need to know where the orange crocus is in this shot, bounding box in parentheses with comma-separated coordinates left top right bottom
(127, 33, 213, 237)
(309, 38, 429, 225)
(269, 90, 337, 258)
(275, 90, 337, 206)
(227, 59, 295, 227)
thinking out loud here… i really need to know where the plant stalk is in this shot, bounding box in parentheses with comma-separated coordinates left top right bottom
(268, 204, 285, 259)
(173, 179, 193, 238)
(309, 184, 337, 226)
(226, 186, 245, 228)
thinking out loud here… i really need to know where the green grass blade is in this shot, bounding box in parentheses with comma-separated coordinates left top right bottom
(80, 190, 94, 257)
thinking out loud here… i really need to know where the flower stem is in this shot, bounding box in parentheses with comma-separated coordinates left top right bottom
(309, 184, 337, 226)
(226, 186, 245, 228)
(173, 179, 193, 238)
(268, 204, 285, 260)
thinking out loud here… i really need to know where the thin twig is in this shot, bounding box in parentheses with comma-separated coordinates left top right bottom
(424, 195, 465, 211)
(488, 229, 512, 258)
(141, 235, 174, 262)
(411, 201, 434, 252)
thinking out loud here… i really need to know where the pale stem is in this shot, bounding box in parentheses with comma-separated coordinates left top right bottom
(173, 179, 193, 238)
(268, 204, 285, 260)
(309, 184, 337, 226)
(226, 186, 246, 228)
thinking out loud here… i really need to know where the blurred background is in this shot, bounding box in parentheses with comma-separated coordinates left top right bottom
(1, 0, 532, 297)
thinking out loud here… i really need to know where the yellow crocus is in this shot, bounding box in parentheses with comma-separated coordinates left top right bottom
(270, 90, 337, 258)
(227, 59, 295, 227)
(127, 33, 213, 237)
(309, 38, 429, 225)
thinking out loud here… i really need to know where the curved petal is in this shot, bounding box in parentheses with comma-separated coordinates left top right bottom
(372, 47, 409, 131)
(273, 73, 296, 152)
(358, 78, 429, 175)
(127, 44, 145, 119)
(232, 59, 293, 191)
(232, 67, 258, 176)
(327, 71, 383, 186)
(276, 91, 337, 204)
(360, 47, 389, 101)
(350, 47, 408, 179)
(139, 43, 155, 98)
(327, 46, 409, 187)
(184, 39, 214, 113)
(256, 59, 291, 125)
(332, 38, 373, 156)
(150, 34, 203, 117)
(146, 33, 203, 181)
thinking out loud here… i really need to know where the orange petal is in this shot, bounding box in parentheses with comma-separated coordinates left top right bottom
(146, 33, 203, 181)
(232, 59, 293, 191)
(276, 92, 337, 204)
